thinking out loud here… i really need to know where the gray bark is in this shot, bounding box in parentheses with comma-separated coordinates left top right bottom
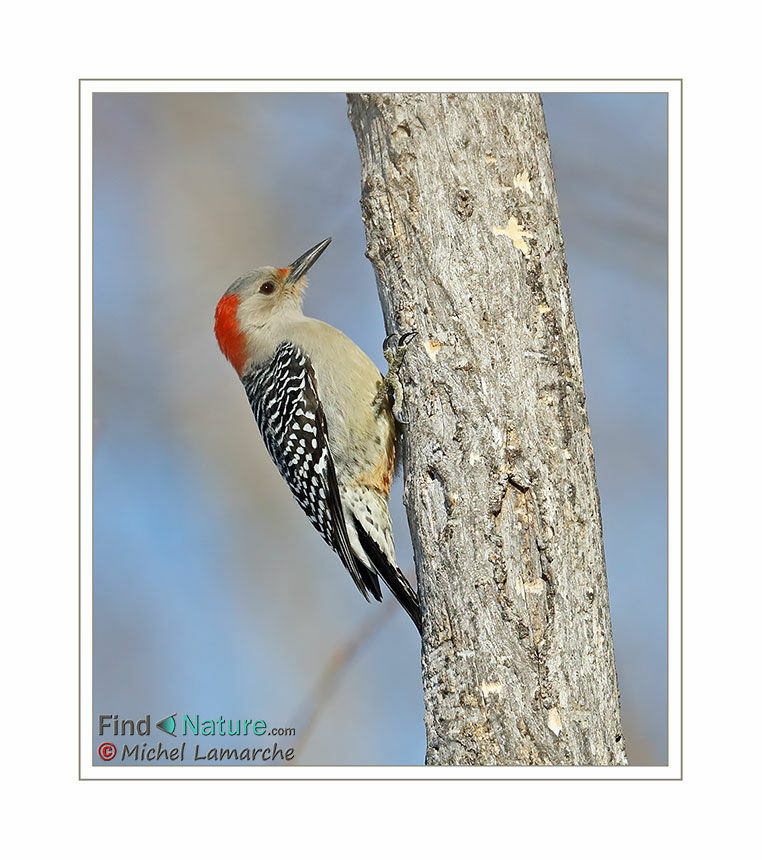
(348, 92, 627, 766)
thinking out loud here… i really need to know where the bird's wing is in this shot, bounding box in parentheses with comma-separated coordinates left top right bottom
(242, 341, 382, 602)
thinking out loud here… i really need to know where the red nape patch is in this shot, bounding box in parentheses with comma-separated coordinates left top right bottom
(214, 294, 247, 376)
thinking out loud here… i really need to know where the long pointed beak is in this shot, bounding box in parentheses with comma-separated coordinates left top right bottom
(284, 237, 332, 284)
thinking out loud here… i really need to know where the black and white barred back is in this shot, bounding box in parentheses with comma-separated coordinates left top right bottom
(241, 341, 382, 603)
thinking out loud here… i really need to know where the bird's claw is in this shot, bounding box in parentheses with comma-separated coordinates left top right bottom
(382, 333, 397, 353)
(377, 329, 417, 423)
(382, 329, 417, 360)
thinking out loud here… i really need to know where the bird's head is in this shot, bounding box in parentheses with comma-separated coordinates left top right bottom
(214, 237, 331, 375)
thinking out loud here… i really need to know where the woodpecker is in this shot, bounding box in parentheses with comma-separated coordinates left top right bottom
(214, 238, 422, 633)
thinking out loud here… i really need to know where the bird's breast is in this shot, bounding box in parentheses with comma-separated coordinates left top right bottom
(290, 324, 395, 495)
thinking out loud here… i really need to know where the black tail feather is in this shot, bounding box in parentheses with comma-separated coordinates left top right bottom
(352, 516, 422, 635)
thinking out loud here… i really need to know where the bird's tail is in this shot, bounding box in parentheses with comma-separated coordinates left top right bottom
(351, 515, 422, 634)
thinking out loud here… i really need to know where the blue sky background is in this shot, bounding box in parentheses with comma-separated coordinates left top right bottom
(93, 92, 667, 766)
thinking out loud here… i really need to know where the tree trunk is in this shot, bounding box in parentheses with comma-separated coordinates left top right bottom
(347, 92, 627, 766)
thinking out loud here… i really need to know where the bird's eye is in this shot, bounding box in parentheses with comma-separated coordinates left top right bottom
(260, 281, 275, 295)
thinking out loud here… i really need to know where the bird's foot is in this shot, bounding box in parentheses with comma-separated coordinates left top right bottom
(373, 330, 417, 423)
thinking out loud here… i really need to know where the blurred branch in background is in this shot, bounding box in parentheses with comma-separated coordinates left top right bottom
(290, 602, 396, 763)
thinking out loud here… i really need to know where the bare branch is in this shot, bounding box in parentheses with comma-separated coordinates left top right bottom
(291, 603, 395, 762)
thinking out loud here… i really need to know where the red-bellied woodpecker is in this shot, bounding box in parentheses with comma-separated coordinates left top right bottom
(214, 238, 422, 633)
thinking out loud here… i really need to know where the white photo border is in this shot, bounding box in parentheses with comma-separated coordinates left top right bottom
(79, 78, 681, 780)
